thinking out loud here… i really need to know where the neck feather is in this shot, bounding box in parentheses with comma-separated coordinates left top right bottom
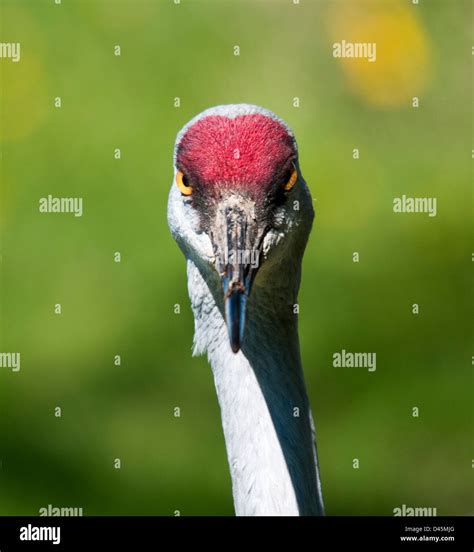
(187, 258, 324, 516)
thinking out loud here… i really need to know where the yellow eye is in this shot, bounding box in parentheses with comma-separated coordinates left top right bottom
(283, 164, 298, 191)
(176, 170, 193, 196)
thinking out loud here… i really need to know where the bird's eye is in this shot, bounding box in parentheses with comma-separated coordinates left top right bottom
(282, 164, 298, 192)
(176, 170, 193, 196)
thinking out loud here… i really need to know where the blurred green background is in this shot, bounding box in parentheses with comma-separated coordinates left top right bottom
(0, 0, 472, 515)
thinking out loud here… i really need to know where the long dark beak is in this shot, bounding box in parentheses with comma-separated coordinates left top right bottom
(223, 277, 248, 353)
(213, 205, 264, 353)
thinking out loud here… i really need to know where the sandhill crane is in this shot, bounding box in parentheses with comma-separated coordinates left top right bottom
(167, 104, 324, 516)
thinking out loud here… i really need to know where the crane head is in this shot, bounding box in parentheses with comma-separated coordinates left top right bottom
(168, 104, 314, 354)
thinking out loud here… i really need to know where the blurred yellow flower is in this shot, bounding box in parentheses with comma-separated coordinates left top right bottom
(326, 1, 432, 107)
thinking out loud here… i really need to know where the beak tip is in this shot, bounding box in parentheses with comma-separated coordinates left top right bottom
(230, 341, 241, 354)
